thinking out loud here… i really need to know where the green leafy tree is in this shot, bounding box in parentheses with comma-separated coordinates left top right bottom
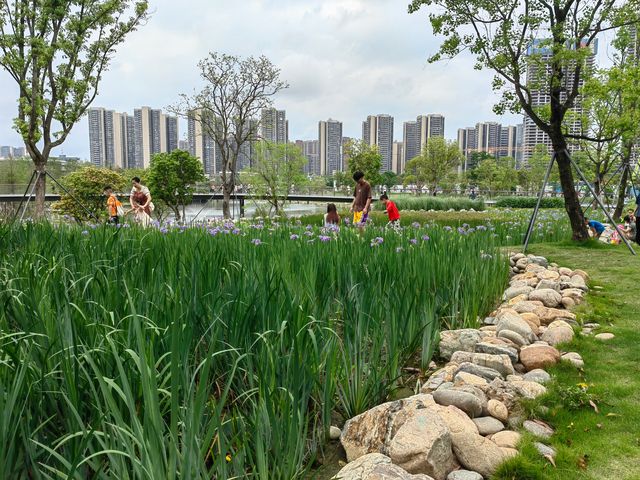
(0, 1, 149, 218)
(409, 0, 640, 240)
(176, 53, 288, 218)
(147, 150, 205, 222)
(242, 142, 307, 216)
(405, 137, 461, 196)
(52, 166, 127, 221)
(344, 140, 383, 187)
(381, 171, 398, 193)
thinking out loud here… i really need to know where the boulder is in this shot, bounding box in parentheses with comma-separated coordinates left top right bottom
(541, 320, 574, 346)
(474, 342, 519, 364)
(333, 453, 436, 480)
(523, 369, 551, 384)
(432, 389, 483, 418)
(528, 255, 549, 267)
(340, 394, 436, 462)
(388, 409, 457, 479)
(519, 345, 561, 371)
(447, 471, 483, 480)
(472, 416, 505, 436)
(450, 352, 515, 377)
(487, 399, 509, 422)
(528, 289, 563, 308)
(562, 352, 584, 369)
(537, 270, 559, 281)
(503, 285, 533, 301)
(455, 363, 503, 382)
(523, 420, 554, 439)
(495, 310, 536, 343)
(491, 430, 521, 449)
(537, 279, 560, 291)
(439, 329, 484, 361)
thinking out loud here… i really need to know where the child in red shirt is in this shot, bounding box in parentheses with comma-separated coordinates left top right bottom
(380, 194, 401, 231)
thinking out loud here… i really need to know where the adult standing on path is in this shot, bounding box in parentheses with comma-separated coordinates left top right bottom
(130, 176, 153, 227)
(350, 171, 372, 227)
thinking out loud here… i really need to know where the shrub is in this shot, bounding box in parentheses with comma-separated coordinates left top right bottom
(494, 196, 564, 209)
(374, 196, 485, 212)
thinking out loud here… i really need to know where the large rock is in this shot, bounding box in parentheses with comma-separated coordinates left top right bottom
(454, 371, 488, 387)
(497, 329, 529, 347)
(472, 416, 505, 435)
(388, 409, 456, 479)
(519, 345, 561, 371)
(450, 352, 515, 378)
(511, 300, 545, 314)
(333, 453, 435, 480)
(495, 309, 536, 343)
(503, 285, 533, 301)
(491, 430, 521, 449)
(432, 389, 483, 418)
(528, 289, 563, 308)
(538, 308, 576, 326)
(537, 279, 560, 291)
(456, 362, 503, 382)
(474, 342, 518, 364)
(541, 320, 574, 346)
(340, 394, 436, 462)
(439, 329, 484, 361)
(537, 269, 559, 281)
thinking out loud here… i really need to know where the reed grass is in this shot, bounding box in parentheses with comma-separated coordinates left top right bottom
(0, 220, 508, 478)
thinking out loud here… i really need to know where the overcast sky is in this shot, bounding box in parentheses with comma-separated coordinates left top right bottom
(0, 0, 532, 160)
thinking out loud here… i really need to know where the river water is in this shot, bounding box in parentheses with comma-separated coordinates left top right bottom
(179, 200, 325, 222)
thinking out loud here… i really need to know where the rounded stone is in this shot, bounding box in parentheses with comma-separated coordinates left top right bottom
(491, 430, 522, 449)
(561, 297, 576, 309)
(528, 289, 563, 308)
(523, 369, 552, 384)
(487, 399, 509, 422)
(447, 470, 483, 480)
(519, 345, 561, 371)
(561, 352, 584, 369)
(497, 329, 528, 347)
(523, 420, 554, 439)
(330, 426, 341, 440)
(472, 416, 505, 436)
(433, 389, 483, 418)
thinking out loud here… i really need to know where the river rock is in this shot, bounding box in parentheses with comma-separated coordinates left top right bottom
(449, 428, 507, 477)
(562, 352, 584, 368)
(449, 352, 515, 377)
(456, 362, 503, 382)
(528, 255, 549, 267)
(572, 269, 589, 281)
(536, 279, 560, 291)
(432, 389, 483, 418)
(561, 297, 576, 309)
(474, 342, 519, 363)
(472, 416, 505, 435)
(388, 409, 456, 479)
(447, 471, 483, 480)
(523, 420, 554, 439)
(422, 365, 459, 392)
(454, 371, 488, 387)
(508, 380, 547, 399)
(330, 426, 342, 440)
(523, 369, 551, 384)
(503, 285, 533, 301)
(569, 274, 588, 291)
(541, 320, 574, 346)
(333, 453, 436, 480)
(558, 267, 573, 277)
(439, 329, 484, 361)
(497, 329, 529, 347)
(519, 345, 561, 371)
(340, 394, 436, 462)
(528, 289, 563, 308)
(534, 442, 557, 459)
(487, 399, 509, 422)
(496, 310, 536, 343)
(538, 308, 576, 325)
(491, 430, 521, 449)
(511, 300, 545, 314)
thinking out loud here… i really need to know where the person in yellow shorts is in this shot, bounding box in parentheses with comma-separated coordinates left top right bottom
(350, 171, 372, 226)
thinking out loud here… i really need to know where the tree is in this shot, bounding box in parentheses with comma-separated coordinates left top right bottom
(381, 171, 398, 193)
(52, 166, 127, 221)
(242, 142, 307, 216)
(0, 1, 149, 218)
(147, 150, 205, 222)
(175, 53, 288, 218)
(344, 140, 383, 187)
(474, 157, 517, 196)
(409, 0, 640, 240)
(405, 137, 461, 196)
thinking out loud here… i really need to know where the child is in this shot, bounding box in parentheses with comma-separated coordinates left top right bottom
(103, 186, 123, 225)
(324, 203, 340, 227)
(380, 194, 400, 230)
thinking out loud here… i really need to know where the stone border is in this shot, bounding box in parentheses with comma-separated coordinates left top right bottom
(332, 253, 603, 480)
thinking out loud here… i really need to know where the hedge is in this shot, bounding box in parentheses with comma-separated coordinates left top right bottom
(494, 196, 564, 209)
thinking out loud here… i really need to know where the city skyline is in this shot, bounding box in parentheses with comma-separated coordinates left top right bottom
(0, 0, 526, 160)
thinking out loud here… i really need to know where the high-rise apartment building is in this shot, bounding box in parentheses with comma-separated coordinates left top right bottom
(296, 140, 320, 175)
(403, 114, 445, 167)
(319, 119, 343, 175)
(522, 39, 597, 163)
(178, 140, 189, 151)
(457, 127, 478, 170)
(260, 108, 288, 144)
(133, 107, 179, 168)
(392, 141, 404, 174)
(363, 114, 394, 172)
(188, 109, 220, 177)
(457, 122, 523, 170)
(88, 107, 128, 169)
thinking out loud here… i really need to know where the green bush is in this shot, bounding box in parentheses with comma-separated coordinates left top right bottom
(374, 196, 485, 212)
(494, 196, 564, 209)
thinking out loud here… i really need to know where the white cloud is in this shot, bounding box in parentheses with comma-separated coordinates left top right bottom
(0, 0, 522, 159)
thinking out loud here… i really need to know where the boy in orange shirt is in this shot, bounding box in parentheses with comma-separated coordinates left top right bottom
(103, 186, 122, 225)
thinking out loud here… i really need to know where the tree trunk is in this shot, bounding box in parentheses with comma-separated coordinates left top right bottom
(553, 145, 589, 241)
(614, 143, 633, 220)
(34, 161, 47, 219)
(222, 182, 233, 218)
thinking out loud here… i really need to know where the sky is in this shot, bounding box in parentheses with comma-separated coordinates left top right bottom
(0, 0, 532, 160)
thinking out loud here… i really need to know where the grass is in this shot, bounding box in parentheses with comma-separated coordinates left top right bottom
(493, 240, 640, 480)
(0, 220, 509, 479)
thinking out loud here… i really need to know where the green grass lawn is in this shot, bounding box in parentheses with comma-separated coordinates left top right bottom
(495, 241, 640, 480)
